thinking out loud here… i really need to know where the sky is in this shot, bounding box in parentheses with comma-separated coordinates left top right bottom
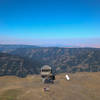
(0, 0, 100, 47)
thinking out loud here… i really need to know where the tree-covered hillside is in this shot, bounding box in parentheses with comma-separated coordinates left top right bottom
(10, 48, 100, 73)
(0, 53, 42, 77)
(0, 45, 100, 77)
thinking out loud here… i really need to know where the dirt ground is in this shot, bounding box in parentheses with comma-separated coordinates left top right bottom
(0, 72, 100, 100)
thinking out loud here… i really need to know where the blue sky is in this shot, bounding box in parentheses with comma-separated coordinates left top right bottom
(0, 0, 100, 47)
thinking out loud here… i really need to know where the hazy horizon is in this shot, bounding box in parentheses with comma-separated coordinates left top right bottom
(0, 0, 100, 47)
(0, 38, 100, 48)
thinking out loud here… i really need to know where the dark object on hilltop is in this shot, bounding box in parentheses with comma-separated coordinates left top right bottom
(41, 65, 55, 84)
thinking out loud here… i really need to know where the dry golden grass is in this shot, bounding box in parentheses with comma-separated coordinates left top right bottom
(0, 72, 100, 100)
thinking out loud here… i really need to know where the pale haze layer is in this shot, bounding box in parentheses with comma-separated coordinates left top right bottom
(0, 0, 100, 47)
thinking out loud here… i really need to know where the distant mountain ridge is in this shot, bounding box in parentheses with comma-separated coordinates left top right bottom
(10, 47, 100, 73)
(0, 44, 39, 53)
(0, 45, 100, 77)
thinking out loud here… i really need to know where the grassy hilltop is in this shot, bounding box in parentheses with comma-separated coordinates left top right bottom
(0, 72, 100, 100)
